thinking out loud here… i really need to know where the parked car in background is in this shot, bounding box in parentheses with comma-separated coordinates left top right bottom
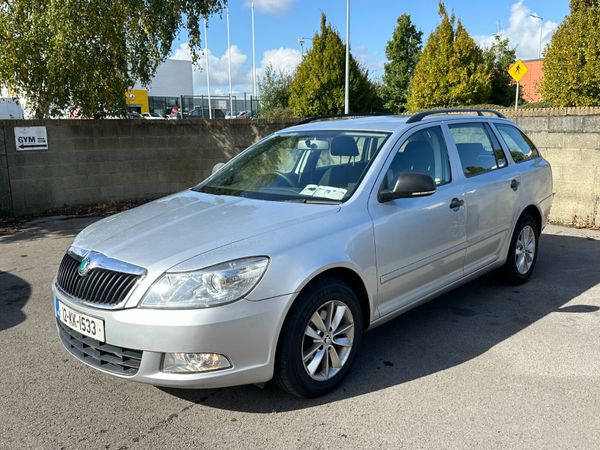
(236, 110, 255, 120)
(127, 111, 144, 119)
(142, 112, 165, 120)
(186, 107, 226, 119)
(0, 98, 24, 119)
(53, 109, 553, 398)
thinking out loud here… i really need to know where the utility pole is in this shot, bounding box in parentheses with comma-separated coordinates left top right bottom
(344, 0, 350, 114)
(204, 18, 212, 119)
(227, 7, 233, 117)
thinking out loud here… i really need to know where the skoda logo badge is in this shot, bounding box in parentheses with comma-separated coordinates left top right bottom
(78, 258, 91, 276)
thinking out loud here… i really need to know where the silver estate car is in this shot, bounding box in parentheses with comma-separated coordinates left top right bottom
(53, 109, 553, 397)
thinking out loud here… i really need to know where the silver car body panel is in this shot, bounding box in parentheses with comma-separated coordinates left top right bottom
(55, 115, 553, 388)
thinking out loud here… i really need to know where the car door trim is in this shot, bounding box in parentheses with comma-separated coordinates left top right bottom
(380, 240, 468, 285)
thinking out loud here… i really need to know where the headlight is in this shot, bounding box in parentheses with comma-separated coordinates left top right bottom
(141, 257, 269, 309)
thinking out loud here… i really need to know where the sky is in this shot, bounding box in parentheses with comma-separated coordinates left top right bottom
(169, 0, 570, 96)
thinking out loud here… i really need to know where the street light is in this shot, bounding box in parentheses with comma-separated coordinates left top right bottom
(204, 18, 212, 119)
(298, 37, 313, 57)
(251, 1, 257, 98)
(530, 13, 544, 59)
(226, 7, 233, 118)
(344, 0, 350, 114)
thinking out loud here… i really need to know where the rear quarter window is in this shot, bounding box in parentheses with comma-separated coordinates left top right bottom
(495, 124, 540, 163)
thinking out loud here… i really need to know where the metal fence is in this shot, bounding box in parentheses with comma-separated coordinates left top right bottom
(180, 95, 261, 118)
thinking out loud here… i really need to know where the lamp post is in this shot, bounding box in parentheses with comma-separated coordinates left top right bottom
(298, 37, 313, 58)
(530, 13, 544, 59)
(204, 18, 212, 119)
(227, 7, 233, 117)
(251, 1, 257, 99)
(344, 0, 350, 114)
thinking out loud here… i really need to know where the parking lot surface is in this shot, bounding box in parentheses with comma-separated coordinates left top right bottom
(1, 217, 600, 449)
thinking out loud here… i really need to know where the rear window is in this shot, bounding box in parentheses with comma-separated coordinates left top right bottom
(495, 124, 540, 163)
(448, 123, 507, 177)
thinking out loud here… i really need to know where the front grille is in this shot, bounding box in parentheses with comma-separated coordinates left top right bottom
(58, 320, 143, 376)
(56, 253, 140, 307)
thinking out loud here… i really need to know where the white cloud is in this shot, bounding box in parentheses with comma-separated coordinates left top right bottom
(246, 0, 294, 14)
(475, 0, 559, 60)
(353, 44, 385, 80)
(171, 42, 302, 95)
(259, 47, 302, 76)
(171, 42, 249, 93)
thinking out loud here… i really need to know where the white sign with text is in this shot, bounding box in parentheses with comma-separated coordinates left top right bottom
(15, 126, 48, 151)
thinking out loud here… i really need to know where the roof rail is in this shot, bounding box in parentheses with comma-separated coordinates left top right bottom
(294, 113, 385, 126)
(406, 108, 507, 124)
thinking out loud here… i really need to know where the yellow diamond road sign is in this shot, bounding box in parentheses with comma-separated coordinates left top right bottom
(508, 60, 528, 83)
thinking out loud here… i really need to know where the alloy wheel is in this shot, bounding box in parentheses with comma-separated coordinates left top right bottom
(302, 300, 355, 381)
(515, 224, 536, 275)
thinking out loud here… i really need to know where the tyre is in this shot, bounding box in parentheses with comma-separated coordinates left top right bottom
(275, 278, 363, 398)
(499, 214, 539, 285)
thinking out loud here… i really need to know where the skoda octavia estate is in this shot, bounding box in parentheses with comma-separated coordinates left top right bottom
(53, 109, 553, 397)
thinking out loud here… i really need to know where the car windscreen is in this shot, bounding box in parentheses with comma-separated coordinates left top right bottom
(193, 130, 390, 203)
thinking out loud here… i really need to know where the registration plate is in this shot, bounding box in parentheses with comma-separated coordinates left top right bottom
(56, 299, 105, 342)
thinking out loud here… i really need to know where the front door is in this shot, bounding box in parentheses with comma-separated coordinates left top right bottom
(369, 125, 467, 317)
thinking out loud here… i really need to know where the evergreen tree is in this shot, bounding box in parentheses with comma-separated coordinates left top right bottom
(407, 2, 491, 110)
(380, 14, 422, 112)
(483, 34, 517, 106)
(541, 0, 600, 106)
(289, 13, 375, 116)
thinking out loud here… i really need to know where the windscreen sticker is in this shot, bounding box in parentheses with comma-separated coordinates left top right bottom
(299, 184, 347, 200)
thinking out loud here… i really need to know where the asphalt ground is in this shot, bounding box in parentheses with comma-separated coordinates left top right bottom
(1, 217, 599, 449)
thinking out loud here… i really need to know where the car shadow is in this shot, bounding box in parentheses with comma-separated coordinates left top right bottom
(0, 216, 100, 244)
(0, 271, 32, 331)
(160, 232, 600, 412)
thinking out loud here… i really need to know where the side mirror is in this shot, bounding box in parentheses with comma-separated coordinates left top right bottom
(211, 162, 225, 175)
(378, 172, 436, 203)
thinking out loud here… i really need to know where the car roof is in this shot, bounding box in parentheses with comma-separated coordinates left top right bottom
(283, 113, 513, 134)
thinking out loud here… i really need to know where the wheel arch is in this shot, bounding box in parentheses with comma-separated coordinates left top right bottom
(521, 204, 543, 234)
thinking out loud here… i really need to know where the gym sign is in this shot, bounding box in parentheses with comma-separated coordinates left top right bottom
(14, 126, 48, 151)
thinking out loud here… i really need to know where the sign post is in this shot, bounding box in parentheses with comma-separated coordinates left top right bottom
(14, 126, 48, 151)
(508, 60, 528, 111)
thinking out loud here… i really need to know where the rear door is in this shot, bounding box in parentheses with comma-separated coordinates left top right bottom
(369, 125, 467, 317)
(446, 121, 521, 274)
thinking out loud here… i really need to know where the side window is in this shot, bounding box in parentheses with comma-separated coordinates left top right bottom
(384, 126, 451, 189)
(495, 124, 540, 163)
(448, 123, 507, 177)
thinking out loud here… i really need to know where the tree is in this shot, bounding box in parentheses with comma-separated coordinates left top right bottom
(0, 0, 225, 118)
(289, 13, 376, 116)
(258, 64, 294, 120)
(380, 14, 422, 112)
(541, 0, 600, 106)
(482, 34, 517, 106)
(407, 2, 491, 110)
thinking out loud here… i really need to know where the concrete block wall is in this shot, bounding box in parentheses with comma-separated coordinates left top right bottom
(0, 125, 12, 214)
(0, 120, 292, 216)
(1, 110, 600, 227)
(511, 113, 600, 227)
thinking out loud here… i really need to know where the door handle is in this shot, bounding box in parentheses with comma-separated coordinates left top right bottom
(510, 179, 520, 191)
(449, 198, 464, 210)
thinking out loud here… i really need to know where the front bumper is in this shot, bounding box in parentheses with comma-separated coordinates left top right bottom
(53, 283, 292, 388)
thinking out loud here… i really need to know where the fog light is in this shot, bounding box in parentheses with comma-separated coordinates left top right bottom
(162, 352, 232, 373)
